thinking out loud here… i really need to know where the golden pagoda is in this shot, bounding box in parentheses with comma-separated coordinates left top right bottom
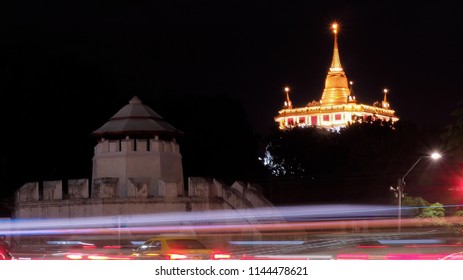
(275, 23, 399, 130)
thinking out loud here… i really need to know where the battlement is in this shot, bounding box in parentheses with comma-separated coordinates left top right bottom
(12, 178, 277, 247)
(16, 179, 89, 203)
(95, 137, 180, 154)
(15, 177, 272, 212)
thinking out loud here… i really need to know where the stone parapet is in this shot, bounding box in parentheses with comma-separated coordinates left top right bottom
(15, 177, 272, 218)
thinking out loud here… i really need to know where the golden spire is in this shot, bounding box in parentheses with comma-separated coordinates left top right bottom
(320, 22, 350, 106)
(284, 86, 293, 108)
(382, 88, 390, 109)
(330, 23, 343, 72)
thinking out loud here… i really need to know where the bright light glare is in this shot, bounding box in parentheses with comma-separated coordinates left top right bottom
(430, 152, 442, 160)
(169, 254, 187, 260)
(66, 254, 83, 260)
(213, 253, 231, 260)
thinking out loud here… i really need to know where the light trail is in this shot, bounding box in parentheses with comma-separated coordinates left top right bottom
(1, 204, 462, 236)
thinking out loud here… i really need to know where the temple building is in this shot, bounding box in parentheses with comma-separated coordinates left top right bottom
(275, 23, 399, 131)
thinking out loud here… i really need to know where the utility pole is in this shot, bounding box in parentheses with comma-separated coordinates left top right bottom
(389, 152, 441, 232)
(390, 178, 405, 232)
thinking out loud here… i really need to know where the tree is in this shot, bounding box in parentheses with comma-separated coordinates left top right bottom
(420, 202, 445, 218)
(259, 119, 442, 204)
(419, 202, 448, 227)
(451, 209, 463, 235)
(402, 196, 430, 217)
(261, 126, 338, 179)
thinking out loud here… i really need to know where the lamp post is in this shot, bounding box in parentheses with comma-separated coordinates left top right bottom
(390, 152, 442, 232)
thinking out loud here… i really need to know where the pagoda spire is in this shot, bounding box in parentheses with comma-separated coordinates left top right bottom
(320, 22, 350, 106)
(330, 23, 343, 72)
(284, 86, 293, 108)
(382, 88, 390, 109)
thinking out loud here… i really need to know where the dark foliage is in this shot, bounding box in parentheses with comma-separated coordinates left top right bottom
(262, 119, 449, 205)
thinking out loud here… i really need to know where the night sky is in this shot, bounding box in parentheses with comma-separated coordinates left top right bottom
(1, 2, 462, 196)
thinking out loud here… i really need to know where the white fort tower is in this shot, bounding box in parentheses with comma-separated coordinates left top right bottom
(91, 95, 184, 198)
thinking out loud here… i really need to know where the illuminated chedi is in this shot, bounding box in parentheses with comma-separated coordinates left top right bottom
(275, 23, 399, 130)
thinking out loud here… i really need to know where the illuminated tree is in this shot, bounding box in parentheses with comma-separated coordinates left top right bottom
(418, 202, 449, 228)
(402, 196, 430, 217)
(419, 202, 445, 218)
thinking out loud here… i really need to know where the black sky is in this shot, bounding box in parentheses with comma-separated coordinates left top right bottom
(0, 1, 462, 193)
(2, 2, 462, 131)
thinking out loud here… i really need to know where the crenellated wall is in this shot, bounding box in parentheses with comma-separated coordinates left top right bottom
(14, 177, 273, 219)
(94, 137, 180, 154)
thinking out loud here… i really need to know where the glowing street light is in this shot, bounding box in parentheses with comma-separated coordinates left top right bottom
(389, 152, 442, 232)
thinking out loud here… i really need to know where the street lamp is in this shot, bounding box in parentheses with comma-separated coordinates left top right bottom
(389, 152, 442, 231)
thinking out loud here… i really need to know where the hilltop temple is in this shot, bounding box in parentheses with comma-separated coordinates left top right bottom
(274, 23, 399, 130)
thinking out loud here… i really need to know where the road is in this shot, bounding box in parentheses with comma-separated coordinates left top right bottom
(8, 228, 463, 260)
(228, 229, 463, 260)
